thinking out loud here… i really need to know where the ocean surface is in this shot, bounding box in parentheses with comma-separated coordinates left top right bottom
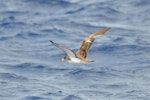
(0, 0, 150, 100)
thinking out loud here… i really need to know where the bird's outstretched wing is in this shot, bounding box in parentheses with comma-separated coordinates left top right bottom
(50, 40, 76, 58)
(76, 27, 111, 59)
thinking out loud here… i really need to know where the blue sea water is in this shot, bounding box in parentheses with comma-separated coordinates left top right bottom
(0, 0, 150, 100)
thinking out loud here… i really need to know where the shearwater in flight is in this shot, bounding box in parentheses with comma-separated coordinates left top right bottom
(50, 27, 111, 63)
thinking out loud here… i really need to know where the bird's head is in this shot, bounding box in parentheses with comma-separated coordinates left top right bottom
(61, 56, 70, 62)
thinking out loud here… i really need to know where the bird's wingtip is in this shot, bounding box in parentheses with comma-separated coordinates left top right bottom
(106, 27, 111, 30)
(49, 40, 54, 43)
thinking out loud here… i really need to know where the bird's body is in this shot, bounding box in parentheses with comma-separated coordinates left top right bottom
(68, 57, 81, 63)
(50, 27, 111, 63)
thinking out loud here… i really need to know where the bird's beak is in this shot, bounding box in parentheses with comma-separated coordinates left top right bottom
(61, 58, 64, 62)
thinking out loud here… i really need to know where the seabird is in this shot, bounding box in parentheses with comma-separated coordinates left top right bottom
(50, 27, 111, 63)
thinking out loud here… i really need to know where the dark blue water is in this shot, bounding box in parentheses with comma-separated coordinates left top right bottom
(0, 0, 150, 100)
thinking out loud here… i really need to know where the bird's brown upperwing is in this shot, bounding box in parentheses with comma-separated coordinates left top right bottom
(76, 27, 111, 60)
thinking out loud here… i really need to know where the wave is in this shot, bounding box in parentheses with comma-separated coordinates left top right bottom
(23, 0, 73, 6)
(0, 72, 28, 82)
(23, 96, 48, 100)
